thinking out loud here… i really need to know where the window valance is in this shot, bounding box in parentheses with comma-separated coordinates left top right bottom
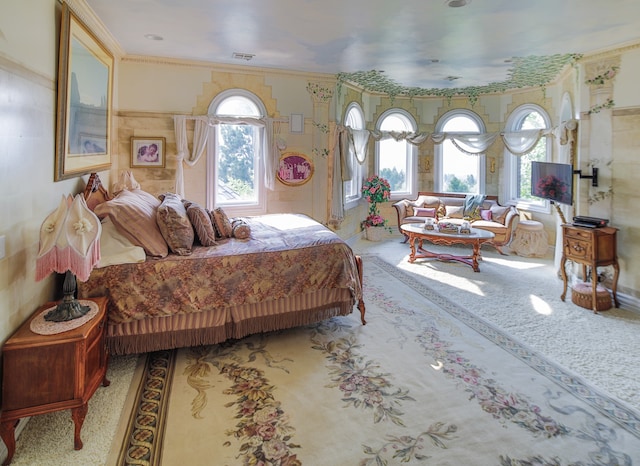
(337, 119, 578, 158)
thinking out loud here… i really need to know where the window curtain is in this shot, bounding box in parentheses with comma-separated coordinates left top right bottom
(431, 132, 500, 155)
(329, 126, 350, 225)
(173, 115, 210, 198)
(173, 115, 279, 199)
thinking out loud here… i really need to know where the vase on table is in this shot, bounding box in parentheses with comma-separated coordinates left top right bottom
(365, 226, 385, 242)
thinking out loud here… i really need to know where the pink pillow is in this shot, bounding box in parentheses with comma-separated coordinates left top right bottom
(94, 189, 168, 258)
(413, 207, 437, 218)
(480, 209, 492, 221)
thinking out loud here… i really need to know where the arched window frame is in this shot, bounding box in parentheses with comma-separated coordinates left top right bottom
(343, 102, 366, 210)
(434, 109, 486, 194)
(207, 89, 267, 216)
(374, 108, 418, 200)
(504, 104, 552, 213)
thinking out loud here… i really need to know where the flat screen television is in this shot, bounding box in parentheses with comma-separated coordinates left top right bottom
(530, 161, 573, 206)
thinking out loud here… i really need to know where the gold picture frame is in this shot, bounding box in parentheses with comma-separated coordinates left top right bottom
(55, 3, 113, 181)
(277, 152, 314, 186)
(130, 137, 166, 168)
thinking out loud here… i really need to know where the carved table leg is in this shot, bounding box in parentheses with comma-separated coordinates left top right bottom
(408, 235, 417, 263)
(471, 242, 481, 272)
(0, 420, 17, 466)
(612, 262, 620, 308)
(71, 403, 88, 450)
(560, 256, 568, 301)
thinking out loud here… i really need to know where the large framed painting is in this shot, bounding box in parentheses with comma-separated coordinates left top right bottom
(277, 152, 314, 186)
(55, 3, 113, 181)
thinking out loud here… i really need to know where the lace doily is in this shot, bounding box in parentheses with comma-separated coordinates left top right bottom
(30, 300, 100, 335)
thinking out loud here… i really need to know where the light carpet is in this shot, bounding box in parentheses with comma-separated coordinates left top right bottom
(354, 239, 640, 410)
(111, 254, 640, 465)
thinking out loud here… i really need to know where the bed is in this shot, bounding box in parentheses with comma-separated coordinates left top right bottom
(77, 173, 365, 355)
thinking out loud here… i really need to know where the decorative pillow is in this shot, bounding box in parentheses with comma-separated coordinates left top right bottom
(413, 207, 437, 218)
(444, 205, 464, 219)
(490, 205, 510, 224)
(437, 203, 447, 219)
(231, 218, 251, 240)
(94, 189, 168, 258)
(156, 192, 194, 255)
(186, 202, 217, 246)
(211, 207, 233, 238)
(111, 170, 141, 196)
(480, 209, 493, 221)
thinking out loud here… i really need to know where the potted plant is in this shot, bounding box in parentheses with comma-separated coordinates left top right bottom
(361, 175, 392, 241)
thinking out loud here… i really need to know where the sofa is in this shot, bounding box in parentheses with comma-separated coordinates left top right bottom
(393, 192, 519, 254)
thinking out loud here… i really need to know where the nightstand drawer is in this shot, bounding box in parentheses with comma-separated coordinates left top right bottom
(564, 238, 593, 261)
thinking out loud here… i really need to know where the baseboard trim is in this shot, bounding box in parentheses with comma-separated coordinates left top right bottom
(618, 292, 640, 313)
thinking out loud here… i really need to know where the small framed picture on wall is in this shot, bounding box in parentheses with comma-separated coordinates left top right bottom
(131, 137, 166, 168)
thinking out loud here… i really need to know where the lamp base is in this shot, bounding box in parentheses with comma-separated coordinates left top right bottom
(44, 298, 91, 322)
(44, 271, 90, 322)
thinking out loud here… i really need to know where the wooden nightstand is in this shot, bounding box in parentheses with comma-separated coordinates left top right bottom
(0, 297, 109, 465)
(560, 225, 619, 313)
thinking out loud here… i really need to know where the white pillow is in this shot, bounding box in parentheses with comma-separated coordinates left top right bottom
(96, 217, 146, 268)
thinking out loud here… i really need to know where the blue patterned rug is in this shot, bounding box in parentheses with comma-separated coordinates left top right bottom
(115, 254, 640, 465)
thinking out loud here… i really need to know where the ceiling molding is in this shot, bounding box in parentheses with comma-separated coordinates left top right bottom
(65, 0, 125, 58)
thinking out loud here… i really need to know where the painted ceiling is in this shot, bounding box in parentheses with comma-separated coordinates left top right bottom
(85, 0, 640, 97)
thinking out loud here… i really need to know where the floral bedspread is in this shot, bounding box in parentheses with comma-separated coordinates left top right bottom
(78, 214, 362, 324)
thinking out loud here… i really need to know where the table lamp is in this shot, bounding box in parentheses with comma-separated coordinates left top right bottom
(35, 194, 101, 322)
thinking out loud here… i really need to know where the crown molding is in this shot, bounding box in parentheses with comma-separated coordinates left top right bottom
(580, 39, 640, 63)
(121, 54, 337, 81)
(63, 0, 125, 58)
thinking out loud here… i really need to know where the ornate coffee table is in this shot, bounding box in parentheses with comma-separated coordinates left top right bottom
(400, 223, 495, 272)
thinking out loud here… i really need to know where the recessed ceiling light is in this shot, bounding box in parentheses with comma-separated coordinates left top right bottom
(144, 34, 163, 41)
(232, 52, 255, 61)
(446, 0, 471, 7)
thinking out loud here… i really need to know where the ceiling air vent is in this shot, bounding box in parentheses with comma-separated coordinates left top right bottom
(232, 52, 255, 61)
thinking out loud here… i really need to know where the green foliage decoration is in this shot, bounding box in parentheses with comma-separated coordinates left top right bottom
(336, 54, 582, 102)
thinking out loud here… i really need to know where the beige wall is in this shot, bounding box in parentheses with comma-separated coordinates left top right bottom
(0, 0, 111, 345)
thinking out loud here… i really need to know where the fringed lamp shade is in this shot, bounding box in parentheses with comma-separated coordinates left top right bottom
(36, 194, 101, 321)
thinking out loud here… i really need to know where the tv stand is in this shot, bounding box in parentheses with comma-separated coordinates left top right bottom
(560, 224, 619, 313)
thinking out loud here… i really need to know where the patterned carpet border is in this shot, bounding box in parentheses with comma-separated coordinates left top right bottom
(117, 350, 176, 466)
(364, 254, 640, 439)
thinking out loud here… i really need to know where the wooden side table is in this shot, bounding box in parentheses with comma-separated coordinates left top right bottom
(560, 225, 619, 313)
(0, 297, 109, 465)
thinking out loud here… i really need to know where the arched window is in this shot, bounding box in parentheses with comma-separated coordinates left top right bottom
(435, 110, 485, 194)
(504, 104, 551, 211)
(207, 89, 267, 215)
(375, 109, 417, 199)
(343, 103, 365, 209)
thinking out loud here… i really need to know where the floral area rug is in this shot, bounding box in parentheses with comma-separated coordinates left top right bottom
(114, 255, 640, 465)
